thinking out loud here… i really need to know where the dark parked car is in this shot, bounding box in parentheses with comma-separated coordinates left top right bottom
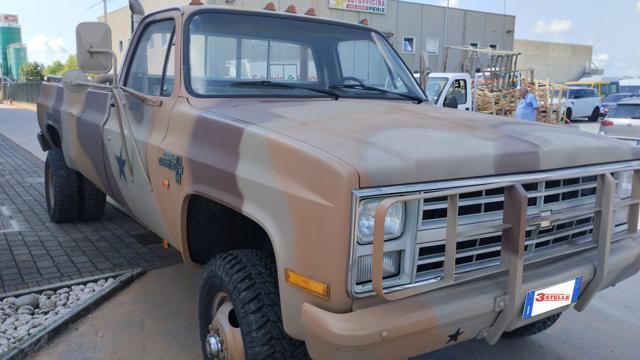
(600, 92, 636, 117)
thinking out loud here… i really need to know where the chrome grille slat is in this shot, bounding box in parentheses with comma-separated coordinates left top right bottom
(421, 184, 597, 210)
(417, 219, 595, 266)
(421, 176, 599, 229)
(414, 173, 617, 282)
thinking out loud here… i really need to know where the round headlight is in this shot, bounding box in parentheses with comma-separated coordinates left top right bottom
(357, 199, 404, 244)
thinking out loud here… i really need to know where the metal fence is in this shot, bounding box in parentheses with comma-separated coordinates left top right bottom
(0, 81, 42, 104)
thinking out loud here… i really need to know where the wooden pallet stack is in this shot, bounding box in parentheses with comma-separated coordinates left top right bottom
(475, 88, 519, 116)
(521, 73, 570, 124)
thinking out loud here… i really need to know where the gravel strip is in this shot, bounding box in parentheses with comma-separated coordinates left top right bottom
(0, 278, 115, 355)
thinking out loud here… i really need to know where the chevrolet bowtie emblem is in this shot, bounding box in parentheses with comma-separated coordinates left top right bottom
(533, 210, 553, 229)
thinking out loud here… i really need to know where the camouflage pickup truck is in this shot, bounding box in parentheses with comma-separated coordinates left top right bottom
(36, 2, 640, 359)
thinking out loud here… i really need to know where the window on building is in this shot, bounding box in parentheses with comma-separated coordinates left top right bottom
(402, 37, 416, 54)
(489, 43, 499, 50)
(426, 38, 439, 55)
(469, 42, 479, 49)
(125, 19, 176, 97)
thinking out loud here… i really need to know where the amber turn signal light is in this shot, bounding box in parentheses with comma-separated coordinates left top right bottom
(285, 269, 329, 298)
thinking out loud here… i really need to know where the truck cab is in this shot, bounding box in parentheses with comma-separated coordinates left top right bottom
(424, 72, 473, 110)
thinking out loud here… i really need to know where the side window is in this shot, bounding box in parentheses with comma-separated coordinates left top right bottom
(450, 79, 467, 105)
(162, 39, 175, 96)
(338, 40, 407, 92)
(125, 20, 176, 97)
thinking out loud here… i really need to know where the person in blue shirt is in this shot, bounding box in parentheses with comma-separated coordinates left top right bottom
(515, 87, 540, 121)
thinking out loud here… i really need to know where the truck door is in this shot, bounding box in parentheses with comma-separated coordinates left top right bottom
(443, 76, 472, 111)
(102, 14, 178, 240)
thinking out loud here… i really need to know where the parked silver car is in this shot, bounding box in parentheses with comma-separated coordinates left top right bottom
(599, 97, 640, 145)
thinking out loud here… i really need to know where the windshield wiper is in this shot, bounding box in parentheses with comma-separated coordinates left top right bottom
(230, 80, 340, 100)
(329, 84, 424, 104)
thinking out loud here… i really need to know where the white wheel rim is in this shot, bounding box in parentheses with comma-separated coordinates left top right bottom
(206, 292, 245, 360)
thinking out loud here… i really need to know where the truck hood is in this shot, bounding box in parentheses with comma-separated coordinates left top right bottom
(197, 99, 640, 187)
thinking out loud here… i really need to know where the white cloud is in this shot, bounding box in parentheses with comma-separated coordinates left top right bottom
(533, 19, 572, 35)
(27, 35, 67, 54)
(637, 1, 640, 12)
(439, 0, 459, 7)
(26, 34, 69, 64)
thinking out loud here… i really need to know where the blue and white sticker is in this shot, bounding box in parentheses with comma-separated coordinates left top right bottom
(523, 276, 582, 320)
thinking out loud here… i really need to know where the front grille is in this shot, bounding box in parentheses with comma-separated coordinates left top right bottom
(350, 163, 639, 298)
(421, 175, 598, 229)
(415, 175, 620, 282)
(416, 214, 597, 281)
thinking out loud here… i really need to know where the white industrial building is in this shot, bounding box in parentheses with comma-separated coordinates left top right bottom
(101, 0, 516, 74)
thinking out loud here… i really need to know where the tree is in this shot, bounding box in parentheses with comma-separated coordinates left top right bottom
(41, 55, 79, 78)
(43, 60, 65, 76)
(62, 55, 77, 74)
(20, 61, 45, 82)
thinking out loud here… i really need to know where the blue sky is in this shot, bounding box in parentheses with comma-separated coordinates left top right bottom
(1, 0, 639, 77)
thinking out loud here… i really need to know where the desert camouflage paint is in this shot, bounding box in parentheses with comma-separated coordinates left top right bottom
(36, 5, 640, 359)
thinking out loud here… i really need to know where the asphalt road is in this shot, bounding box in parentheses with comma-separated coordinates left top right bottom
(0, 106, 637, 359)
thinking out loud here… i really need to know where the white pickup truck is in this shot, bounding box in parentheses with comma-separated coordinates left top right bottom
(423, 73, 473, 110)
(419, 71, 522, 111)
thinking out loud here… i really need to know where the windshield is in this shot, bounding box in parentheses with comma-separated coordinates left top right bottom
(603, 94, 629, 103)
(425, 77, 448, 103)
(608, 104, 640, 119)
(187, 12, 424, 102)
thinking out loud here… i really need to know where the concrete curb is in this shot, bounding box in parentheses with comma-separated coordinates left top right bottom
(0, 268, 146, 360)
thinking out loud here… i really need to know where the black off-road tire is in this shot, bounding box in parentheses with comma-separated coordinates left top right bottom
(198, 249, 309, 360)
(589, 107, 600, 122)
(503, 313, 561, 339)
(78, 175, 106, 221)
(564, 108, 573, 122)
(45, 149, 79, 223)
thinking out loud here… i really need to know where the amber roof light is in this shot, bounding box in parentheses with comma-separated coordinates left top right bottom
(285, 5, 297, 13)
(264, 2, 277, 11)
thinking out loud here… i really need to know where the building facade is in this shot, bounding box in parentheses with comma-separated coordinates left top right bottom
(102, 0, 515, 74)
(514, 39, 593, 83)
(0, 14, 26, 80)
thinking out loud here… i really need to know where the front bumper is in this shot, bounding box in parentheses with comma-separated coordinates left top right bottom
(302, 235, 640, 359)
(302, 172, 640, 359)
